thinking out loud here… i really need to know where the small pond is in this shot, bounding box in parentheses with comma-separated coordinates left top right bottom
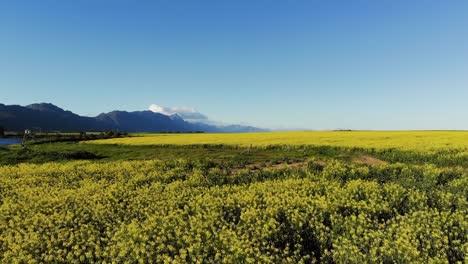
(0, 138, 22, 146)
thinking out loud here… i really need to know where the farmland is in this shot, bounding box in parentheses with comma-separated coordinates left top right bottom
(90, 131, 468, 151)
(0, 132, 467, 263)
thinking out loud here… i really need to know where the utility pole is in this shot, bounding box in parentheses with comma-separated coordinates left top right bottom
(22, 129, 31, 148)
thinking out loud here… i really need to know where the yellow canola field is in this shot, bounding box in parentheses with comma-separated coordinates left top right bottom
(86, 131, 468, 151)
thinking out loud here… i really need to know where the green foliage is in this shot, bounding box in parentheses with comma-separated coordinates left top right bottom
(0, 159, 466, 263)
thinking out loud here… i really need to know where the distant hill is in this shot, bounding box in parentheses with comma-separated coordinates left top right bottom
(0, 103, 266, 133)
(190, 122, 265, 133)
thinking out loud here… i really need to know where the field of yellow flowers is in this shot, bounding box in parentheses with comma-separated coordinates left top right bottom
(90, 131, 468, 152)
(1, 132, 467, 262)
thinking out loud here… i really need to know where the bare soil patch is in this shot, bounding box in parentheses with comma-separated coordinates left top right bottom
(353, 155, 387, 166)
(231, 161, 307, 174)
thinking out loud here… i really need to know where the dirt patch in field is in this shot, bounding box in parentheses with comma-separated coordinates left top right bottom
(270, 161, 306, 170)
(353, 155, 387, 166)
(231, 161, 307, 174)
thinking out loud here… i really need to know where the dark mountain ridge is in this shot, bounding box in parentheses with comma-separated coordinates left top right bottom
(0, 103, 265, 133)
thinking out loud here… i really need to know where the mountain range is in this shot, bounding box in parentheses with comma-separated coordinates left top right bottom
(0, 103, 266, 133)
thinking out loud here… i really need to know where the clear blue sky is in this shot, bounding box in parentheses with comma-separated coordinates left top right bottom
(1, 0, 467, 130)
